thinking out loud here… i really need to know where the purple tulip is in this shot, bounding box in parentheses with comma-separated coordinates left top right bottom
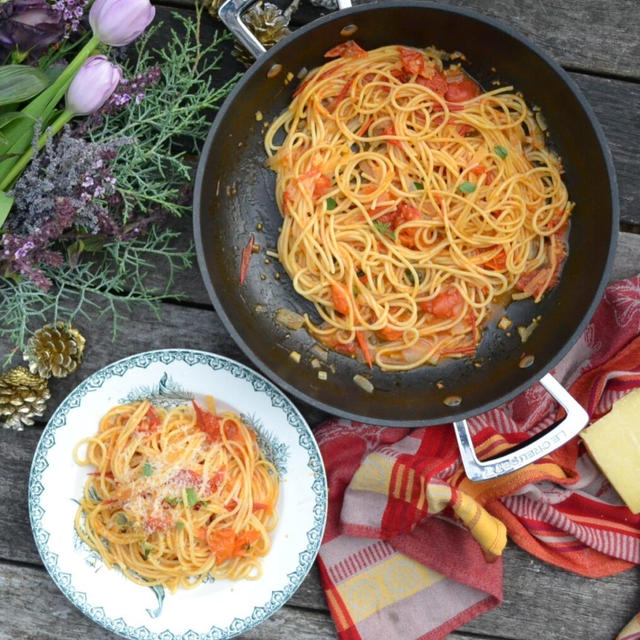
(65, 55, 122, 116)
(89, 0, 155, 47)
(0, 0, 65, 52)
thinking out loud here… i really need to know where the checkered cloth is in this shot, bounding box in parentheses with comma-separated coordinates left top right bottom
(316, 275, 640, 640)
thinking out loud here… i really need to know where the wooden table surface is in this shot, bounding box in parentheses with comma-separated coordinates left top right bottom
(1, 1, 639, 639)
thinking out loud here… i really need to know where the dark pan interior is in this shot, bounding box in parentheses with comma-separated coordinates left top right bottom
(193, 1, 618, 426)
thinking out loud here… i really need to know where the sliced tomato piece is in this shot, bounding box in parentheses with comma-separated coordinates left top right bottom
(192, 400, 222, 441)
(282, 184, 297, 215)
(420, 288, 464, 318)
(330, 79, 353, 112)
(378, 325, 404, 341)
(207, 469, 226, 494)
(416, 70, 448, 95)
(331, 283, 350, 315)
(482, 247, 507, 271)
(324, 40, 367, 58)
(233, 529, 261, 556)
(239, 233, 255, 285)
(313, 174, 332, 198)
(206, 528, 236, 562)
(382, 125, 403, 148)
(394, 203, 422, 248)
(399, 46, 425, 75)
(445, 74, 481, 102)
(356, 331, 373, 369)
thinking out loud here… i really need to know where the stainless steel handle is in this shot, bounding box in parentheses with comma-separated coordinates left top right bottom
(454, 373, 588, 482)
(218, 0, 354, 62)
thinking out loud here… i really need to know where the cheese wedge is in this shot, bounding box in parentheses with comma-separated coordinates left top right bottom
(581, 388, 640, 514)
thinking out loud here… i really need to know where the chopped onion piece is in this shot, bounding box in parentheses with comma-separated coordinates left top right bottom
(517, 318, 539, 343)
(498, 316, 512, 330)
(318, 370, 327, 381)
(310, 358, 321, 369)
(289, 350, 301, 363)
(535, 109, 548, 131)
(310, 344, 329, 362)
(353, 374, 374, 394)
(266, 249, 280, 259)
(276, 308, 305, 330)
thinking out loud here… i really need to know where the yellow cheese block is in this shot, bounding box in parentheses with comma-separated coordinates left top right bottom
(581, 388, 640, 514)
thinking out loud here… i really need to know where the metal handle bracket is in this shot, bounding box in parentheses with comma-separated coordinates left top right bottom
(454, 374, 588, 482)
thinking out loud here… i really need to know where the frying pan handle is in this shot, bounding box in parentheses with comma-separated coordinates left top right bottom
(453, 374, 588, 482)
(219, 0, 354, 61)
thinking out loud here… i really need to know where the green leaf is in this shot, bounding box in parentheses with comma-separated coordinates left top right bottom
(373, 220, 395, 240)
(326, 197, 337, 210)
(0, 111, 33, 131)
(458, 181, 477, 194)
(405, 269, 422, 285)
(176, 521, 184, 531)
(116, 513, 130, 526)
(88, 486, 102, 502)
(185, 487, 197, 507)
(494, 145, 508, 159)
(139, 542, 154, 559)
(0, 66, 49, 106)
(142, 462, 154, 477)
(0, 190, 13, 228)
(413, 181, 424, 190)
(164, 496, 180, 507)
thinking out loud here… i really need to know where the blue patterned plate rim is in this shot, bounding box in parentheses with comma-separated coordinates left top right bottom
(28, 348, 328, 640)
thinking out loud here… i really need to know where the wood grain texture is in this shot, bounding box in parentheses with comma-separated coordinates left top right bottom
(166, 0, 640, 79)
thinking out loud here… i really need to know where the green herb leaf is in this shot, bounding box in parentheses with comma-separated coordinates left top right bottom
(373, 221, 396, 240)
(458, 181, 477, 194)
(142, 462, 154, 477)
(494, 145, 508, 159)
(88, 486, 102, 502)
(117, 513, 130, 527)
(413, 181, 424, 190)
(139, 542, 154, 559)
(0, 65, 50, 107)
(185, 487, 198, 507)
(164, 496, 180, 507)
(176, 521, 184, 531)
(405, 269, 422, 285)
(326, 197, 337, 210)
(0, 189, 13, 228)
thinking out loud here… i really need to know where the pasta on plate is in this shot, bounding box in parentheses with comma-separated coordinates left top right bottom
(265, 42, 571, 371)
(73, 398, 279, 592)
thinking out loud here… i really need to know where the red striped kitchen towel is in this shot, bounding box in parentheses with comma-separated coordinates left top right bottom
(316, 275, 640, 640)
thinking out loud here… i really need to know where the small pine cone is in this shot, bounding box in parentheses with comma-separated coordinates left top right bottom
(233, 2, 291, 67)
(203, 0, 225, 20)
(24, 322, 86, 379)
(0, 367, 51, 431)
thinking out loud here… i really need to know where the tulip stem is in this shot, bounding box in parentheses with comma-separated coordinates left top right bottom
(0, 110, 73, 192)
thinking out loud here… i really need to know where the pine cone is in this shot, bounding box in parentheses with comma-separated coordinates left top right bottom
(0, 367, 51, 431)
(203, 0, 225, 20)
(233, 2, 291, 67)
(24, 322, 86, 379)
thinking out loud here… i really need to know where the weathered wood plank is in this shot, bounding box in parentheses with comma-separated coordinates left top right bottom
(161, 0, 640, 79)
(0, 563, 338, 640)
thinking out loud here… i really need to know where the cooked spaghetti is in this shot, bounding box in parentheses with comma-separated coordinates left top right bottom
(265, 42, 572, 371)
(73, 398, 279, 591)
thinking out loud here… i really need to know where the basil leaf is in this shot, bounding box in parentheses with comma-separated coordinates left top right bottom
(186, 487, 197, 507)
(373, 220, 395, 239)
(164, 496, 180, 507)
(142, 462, 154, 477)
(140, 542, 153, 559)
(458, 181, 477, 194)
(176, 521, 184, 531)
(117, 513, 129, 526)
(326, 197, 337, 210)
(494, 145, 508, 159)
(413, 181, 424, 190)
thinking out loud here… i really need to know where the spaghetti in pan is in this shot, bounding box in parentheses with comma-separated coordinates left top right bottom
(265, 42, 571, 371)
(73, 398, 279, 591)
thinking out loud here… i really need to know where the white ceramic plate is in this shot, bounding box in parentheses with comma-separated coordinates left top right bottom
(29, 349, 327, 639)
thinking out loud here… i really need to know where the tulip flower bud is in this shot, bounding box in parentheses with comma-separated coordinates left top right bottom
(89, 0, 155, 47)
(65, 55, 122, 116)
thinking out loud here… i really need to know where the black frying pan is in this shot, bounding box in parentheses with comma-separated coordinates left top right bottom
(193, 0, 618, 476)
